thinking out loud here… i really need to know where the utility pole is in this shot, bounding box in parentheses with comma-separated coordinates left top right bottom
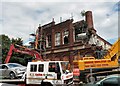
(39, 25, 46, 60)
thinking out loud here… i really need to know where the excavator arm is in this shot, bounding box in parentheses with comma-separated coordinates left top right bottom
(4, 44, 43, 63)
(104, 38, 120, 61)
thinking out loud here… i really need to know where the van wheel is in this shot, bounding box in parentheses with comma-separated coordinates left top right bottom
(9, 72, 16, 79)
(87, 75, 96, 83)
(41, 82, 53, 86)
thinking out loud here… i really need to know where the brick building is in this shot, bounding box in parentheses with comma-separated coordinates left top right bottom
(31, 11, 111, 63)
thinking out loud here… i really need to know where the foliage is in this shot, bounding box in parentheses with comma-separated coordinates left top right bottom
(1, 34, 11, 62)
(1, 34, 35, 66)
(0, 34, 25, 65)
(81, 10, 86, 17)
(11, 37, 23, 46)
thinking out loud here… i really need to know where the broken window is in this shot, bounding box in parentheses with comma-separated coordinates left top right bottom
(63, 30, 69, 44)
(46, 35, 51, 47)
(74, 21, 87, 41)
(55, 32, 61, 46)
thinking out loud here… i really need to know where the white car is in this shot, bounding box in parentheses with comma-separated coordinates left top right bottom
(95, 74, 120, 86)
(0, 63, 26, 79)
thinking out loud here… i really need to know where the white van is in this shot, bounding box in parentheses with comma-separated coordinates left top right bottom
(26, 61, 73, 86)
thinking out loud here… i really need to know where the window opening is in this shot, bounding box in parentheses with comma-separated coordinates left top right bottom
(55, 32, 60, 46)
(49, 63, 56, 72)
(74, 21, 87, 41)
(38, 64, 44, 72)
(63, 30, 69, 44)
(30, 64, 37, 72)
(46, 35, 51, 47)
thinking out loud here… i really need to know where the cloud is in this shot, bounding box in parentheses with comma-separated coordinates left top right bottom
(1, 1, 119, 44)
(1, 0, 119, 2)
(94, 2, 118, 41)
(0, 2, 2, 34)
(113, 1, 120, 12)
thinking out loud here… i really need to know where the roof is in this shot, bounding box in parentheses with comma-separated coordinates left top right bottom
(96, 35, 112, 46)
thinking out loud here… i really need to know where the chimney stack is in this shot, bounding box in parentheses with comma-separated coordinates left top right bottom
(85, 11, 94, 29)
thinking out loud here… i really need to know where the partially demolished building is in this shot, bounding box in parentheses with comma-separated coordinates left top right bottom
(30, 11, 111, 62)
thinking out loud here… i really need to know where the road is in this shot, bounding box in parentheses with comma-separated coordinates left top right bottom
(0, 83, 97, 86)
(0, 79, 24, 86)
(0, 83, 18, 86)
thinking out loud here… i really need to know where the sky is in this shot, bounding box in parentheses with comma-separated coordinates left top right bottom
(0, 0, 119, 44)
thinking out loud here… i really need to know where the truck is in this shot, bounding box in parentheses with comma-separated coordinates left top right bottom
(73, 38, 120, 83)
(24, 61, 73, 86)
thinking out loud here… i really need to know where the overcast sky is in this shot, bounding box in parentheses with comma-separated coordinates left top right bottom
(0, 0, 119, 44)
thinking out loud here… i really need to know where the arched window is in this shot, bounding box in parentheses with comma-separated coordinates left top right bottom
(46, 35, 51, 47)
(63, 30, 69, 44)
(55, 32, 61, 46)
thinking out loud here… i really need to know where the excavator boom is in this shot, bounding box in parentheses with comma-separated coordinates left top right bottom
(4, 44, 43, 63)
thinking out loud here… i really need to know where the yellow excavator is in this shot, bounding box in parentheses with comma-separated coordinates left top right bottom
(73, 38, 120, 83)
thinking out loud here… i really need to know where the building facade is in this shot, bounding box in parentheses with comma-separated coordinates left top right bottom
(31, 11, 112, 63)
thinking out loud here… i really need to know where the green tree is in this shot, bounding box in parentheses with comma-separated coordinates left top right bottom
(11, 37, 23, 45)
(1, 34, 11, 63)
(9, 37, 25, 64)
(1, 34, 25, 64)
(1, 34, 36, 65)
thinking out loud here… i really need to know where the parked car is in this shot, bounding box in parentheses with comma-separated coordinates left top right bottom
(0, 63, 26, 79)
(95, 74, 120, 86)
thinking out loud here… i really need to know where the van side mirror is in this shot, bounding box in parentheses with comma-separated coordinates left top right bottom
(65, 70, 70, 74)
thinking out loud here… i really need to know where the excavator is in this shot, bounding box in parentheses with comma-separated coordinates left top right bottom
(4, 44, 43, 63)
(4, 44, 73, 86)
(73, 38, 120, 83)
